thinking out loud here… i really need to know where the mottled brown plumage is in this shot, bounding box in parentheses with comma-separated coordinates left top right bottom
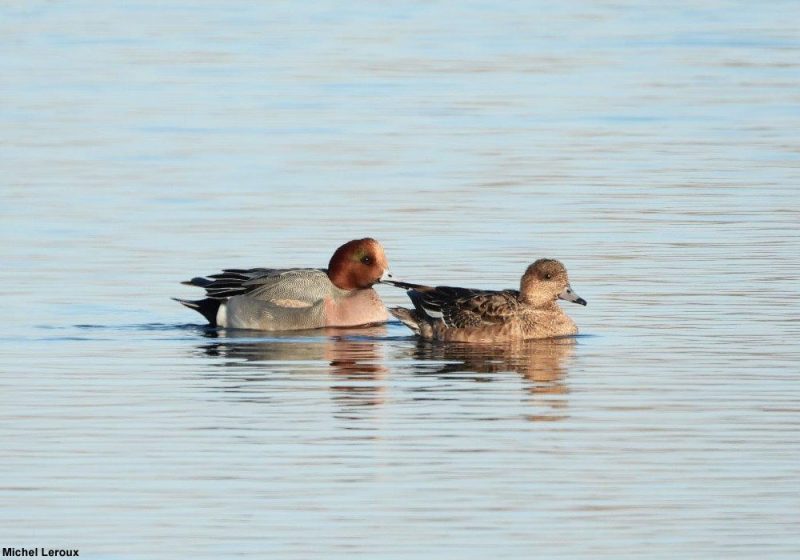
(388, 259, 586, 343)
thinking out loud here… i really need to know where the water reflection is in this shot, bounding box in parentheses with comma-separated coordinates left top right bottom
(411, 338, 575, 421)
(198, 325, 389, 412)
(196, 326, 575, 419)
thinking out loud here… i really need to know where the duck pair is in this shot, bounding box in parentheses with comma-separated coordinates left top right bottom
(175, 238, 586, 342)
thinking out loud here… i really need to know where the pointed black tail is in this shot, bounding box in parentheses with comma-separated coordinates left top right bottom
(172, 297, 221, 327)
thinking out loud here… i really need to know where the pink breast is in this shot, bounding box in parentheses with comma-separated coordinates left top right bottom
(324, 289, 389, 327)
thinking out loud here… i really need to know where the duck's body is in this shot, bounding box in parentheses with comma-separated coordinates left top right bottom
(388, 259, 586, 343)
(176, 239, 390, 331)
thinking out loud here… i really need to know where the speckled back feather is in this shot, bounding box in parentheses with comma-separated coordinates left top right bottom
(408, 286, 523, 328)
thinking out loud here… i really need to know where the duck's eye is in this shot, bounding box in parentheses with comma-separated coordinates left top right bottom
(544, 273, 552, 280)
(361, 255, 373, 265)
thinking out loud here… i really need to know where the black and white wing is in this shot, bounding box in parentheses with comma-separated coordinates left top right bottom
(182, 268, 331, 304)
(408, 286, 522, 328)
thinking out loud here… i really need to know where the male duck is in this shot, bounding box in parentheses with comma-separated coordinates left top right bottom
(386, 259, 586, 343)
(176, 238, 392, 330)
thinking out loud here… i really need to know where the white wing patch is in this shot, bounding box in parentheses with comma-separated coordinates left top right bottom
(271, 299, 314, 308)
(422, 305, 443, 319)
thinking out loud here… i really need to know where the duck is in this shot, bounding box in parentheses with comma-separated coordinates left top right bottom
(386, 259, 586, 343)
(175, 238, 392, 330)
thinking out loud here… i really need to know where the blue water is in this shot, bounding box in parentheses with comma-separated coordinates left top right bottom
(2, 1, 799, 558)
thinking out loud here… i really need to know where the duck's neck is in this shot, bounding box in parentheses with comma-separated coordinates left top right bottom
(540, 301, 561, 314)
(520, 294, 560, 311)
(327, 266, 357, 291)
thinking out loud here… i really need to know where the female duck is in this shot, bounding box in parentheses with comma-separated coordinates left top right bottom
(387, 259, 586, 343)
(176, 238, 392, 330)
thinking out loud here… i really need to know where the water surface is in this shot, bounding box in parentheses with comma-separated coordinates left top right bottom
(2, 1, 799, 558)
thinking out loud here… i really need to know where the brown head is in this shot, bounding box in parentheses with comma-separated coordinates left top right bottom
(519, 258, 587, 307)
(327, 238, 390, 290)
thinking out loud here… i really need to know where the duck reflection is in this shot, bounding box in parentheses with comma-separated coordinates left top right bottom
(410, 337, 575, 421)
(198, 325, 389, 412)
(195, 326, 575, 421)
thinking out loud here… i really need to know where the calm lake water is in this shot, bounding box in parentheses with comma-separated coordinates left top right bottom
(2, 1, 799, 558)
